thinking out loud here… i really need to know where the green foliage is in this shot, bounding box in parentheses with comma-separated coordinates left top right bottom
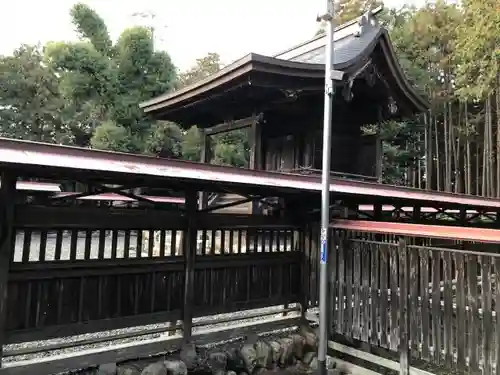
(181, 126, 202, 161)
(0, 45, 71, 143)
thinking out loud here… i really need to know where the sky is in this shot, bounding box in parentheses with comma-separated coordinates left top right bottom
(0, 0, 422, 71)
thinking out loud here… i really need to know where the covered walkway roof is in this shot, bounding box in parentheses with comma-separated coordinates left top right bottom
(1, 138, 500, 211)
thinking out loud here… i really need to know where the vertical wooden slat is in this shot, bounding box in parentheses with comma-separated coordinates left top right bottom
(345, 237, 353, 338)
(136, 230, 143, 258)
(98, 229, 106, 259)
(54, 230, 63, 260)
(336, 232, 345, 335)
(409, 245, 419, 359)
(443, 250, 453, 367)
(109, 230, 117, 259)
(455, 252, 466, 371)
(353, 241, 361, 340)
(22, 229, 32, 263)
(182, 190, 197, 342)
(361, 241, 370, 343)
(431, 250, 441, 364)
(170, 230, 177, 256)
(159, 230, 166, 257)
(69, 229, 78, 261)
(468, 254, 479, 373)
(84, 230, 92, 260)
(39, 230, 47, 262)
(0, 172, 16, 362)
(495, 258, 500, 375)
(399, 239, 409, 375)
(481, 256, 492, 375)
(124, 230, 131, 258)
(328, 229, 337, 337)
(390, 244, 399, 352)
(370, 242, 379, 346)
(380, 243, 389, 348)
(148, 230, 155, 257)
(420, 247, 430, 361)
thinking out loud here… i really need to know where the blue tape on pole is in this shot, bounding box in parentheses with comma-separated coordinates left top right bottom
(320, 240, 327, 264)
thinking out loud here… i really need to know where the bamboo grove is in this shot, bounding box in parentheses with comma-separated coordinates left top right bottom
(374, 0, 500, 196)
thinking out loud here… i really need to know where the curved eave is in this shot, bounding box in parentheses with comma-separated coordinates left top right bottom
(140, 53, 326, 116)
(377, 31, 430, 114)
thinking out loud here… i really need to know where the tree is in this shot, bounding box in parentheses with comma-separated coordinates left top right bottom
(181, 126, 202, 161)
(43, 3, 178, 154)
(177, 53, 221, 88)
(0, 45, 72, 144)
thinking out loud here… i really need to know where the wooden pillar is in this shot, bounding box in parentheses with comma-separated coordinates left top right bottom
(199, 130, 211, 210)
(182, 190, 197, 342)
(249, 115, 263, 215)
(0, 172, 16, 363)
(249, 115, 263, 170)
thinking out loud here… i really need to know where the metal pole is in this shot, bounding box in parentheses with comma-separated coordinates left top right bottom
(317, 1, 335, 375)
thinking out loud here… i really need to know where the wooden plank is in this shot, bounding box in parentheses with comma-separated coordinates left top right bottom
(420, 247, 430, 361)
(361, 241, 370, 343)
(443, 250, 453, 367)
(370, 241, 379, 346)
(0, 172, 16, 362)
(399, 239, 409, 375)
(481, 255, 492, 375)
(15, 206, 297, 230)
(353, 241, 361, 340)
(409, 245, 418, 359)
(345, 237, 353, 338)
(389, 244, 399, 352)
(337, 232, 345, 335)
(431, 249, 441, 364)
(495, 258, 500, 375)
(455, 252, 466, 371)
(328, 230, 337, 337)
(182, 191, 197, 342)
(379, 243, 388, 348)
(467, 254, 479, 373)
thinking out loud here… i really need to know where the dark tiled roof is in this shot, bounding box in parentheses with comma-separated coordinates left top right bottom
(290, 25, 382, 66)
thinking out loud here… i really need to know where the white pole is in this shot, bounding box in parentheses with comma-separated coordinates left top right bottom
(317, 1, 336, 374)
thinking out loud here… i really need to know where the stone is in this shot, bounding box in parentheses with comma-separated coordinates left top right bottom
(180, 342, 200, 370)
(308, 356, 318, 371)
(140, 362, 167, 375)
(238, 343, 257, 374)
(226, 348, 246, 372)
(290, 334, 306, 360)
(163, 360, 188, 375)
(268, 340, 282, 366)
(254, 340, 273, 369)
(301, 351, 316, 366)
(277, 337, 295, 367)
(118, 366, 141, 375)
(208, 351, 228, 372)
(226, 371, 237, 375)
(98, 363, 117, 375)
(326, 357, 337, 370)
(299, 324, 318, 353)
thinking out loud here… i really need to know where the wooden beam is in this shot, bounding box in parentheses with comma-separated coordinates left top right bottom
(14, 205, 298, 230)
(199, 129, 211, 210)
(205, 115, 258, 136)
(0, 172, 16, 365)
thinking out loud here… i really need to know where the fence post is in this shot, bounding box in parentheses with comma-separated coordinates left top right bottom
(182, 190, 197, 342)
(0, 172, 16, 366)
(399, 238, 410, 375)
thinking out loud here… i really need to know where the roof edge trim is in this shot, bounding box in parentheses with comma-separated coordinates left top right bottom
(273, 5, 384, 61)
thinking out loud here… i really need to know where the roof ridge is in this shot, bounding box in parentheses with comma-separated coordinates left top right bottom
(273, 5, 384, 59)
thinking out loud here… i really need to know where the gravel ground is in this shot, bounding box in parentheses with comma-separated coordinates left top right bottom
(3, 304, 301, 365)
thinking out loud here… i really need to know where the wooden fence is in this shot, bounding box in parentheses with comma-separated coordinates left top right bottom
(317, 230, 500, 375)
(0, 200, 304, 374)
